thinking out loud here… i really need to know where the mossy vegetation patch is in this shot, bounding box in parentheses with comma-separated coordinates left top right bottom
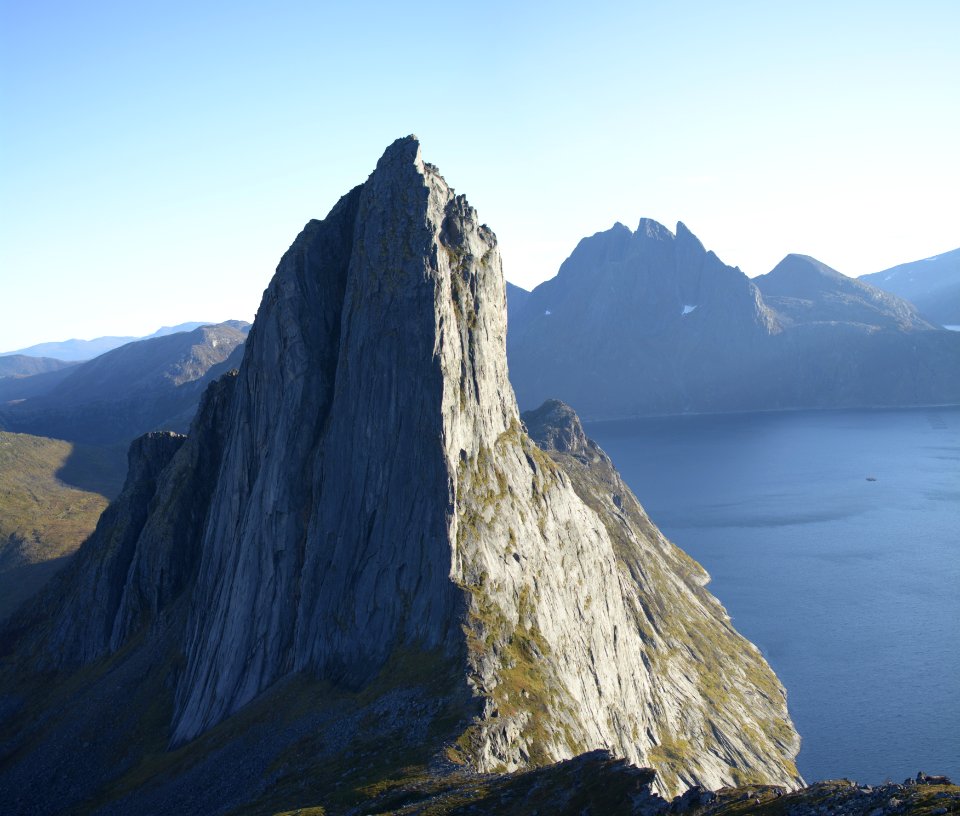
(0, 431, 124, 619)
(271, 751, 656, 816)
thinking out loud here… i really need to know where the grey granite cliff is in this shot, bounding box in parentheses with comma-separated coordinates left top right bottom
(0, 137, 800, 812)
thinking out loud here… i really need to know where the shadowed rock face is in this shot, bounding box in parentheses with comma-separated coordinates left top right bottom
(5, 373, 237, 670)
(0, 138, 801, 811)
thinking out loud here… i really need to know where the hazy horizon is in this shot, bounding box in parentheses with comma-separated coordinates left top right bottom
(2, 1, 957, 351)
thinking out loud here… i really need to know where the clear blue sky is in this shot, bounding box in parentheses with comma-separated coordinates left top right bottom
(1, 0, 957, 351)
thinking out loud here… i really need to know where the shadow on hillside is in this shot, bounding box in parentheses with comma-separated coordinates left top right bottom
(0, 553, 74, 622)
(56, 443, 128, 499)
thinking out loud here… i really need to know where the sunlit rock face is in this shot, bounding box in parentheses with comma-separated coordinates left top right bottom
(170, 136, 801, 792)
(6, 137, 801, 801)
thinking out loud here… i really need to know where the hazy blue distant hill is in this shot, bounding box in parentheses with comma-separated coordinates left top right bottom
(506, 280, 531, 327)
(0, 366, 80, 404)
(0, 355, 76, 380)
(1, 335, 138, 362)
(508, 221, 960, 418)
(144, 321, 215, 340)
(0, 322, 247, 445)
(754, 254, 933, 330)
(1, 321, 224, 361)
(859, 247, 960, 326)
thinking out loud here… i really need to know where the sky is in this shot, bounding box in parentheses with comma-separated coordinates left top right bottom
(1, 0, 958, 352)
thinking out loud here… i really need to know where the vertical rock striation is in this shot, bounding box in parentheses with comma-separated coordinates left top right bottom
(170, 136, 801, 792)
(3, 136, 801, 801)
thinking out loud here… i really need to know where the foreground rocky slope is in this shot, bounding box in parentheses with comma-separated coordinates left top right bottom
(0, 138, 799, 814)
(508, 222, 960, 418)
(322, 753, 958, 816)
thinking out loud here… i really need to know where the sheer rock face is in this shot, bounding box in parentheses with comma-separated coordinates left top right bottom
(518, 399, 800, 792)
(171, 138, 523, 741)
(5, 137, 800, 799)
(23, 429, 187, 668)
(9, 371, 237, 670)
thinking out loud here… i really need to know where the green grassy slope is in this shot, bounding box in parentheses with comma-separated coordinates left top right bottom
(0, 431, 125, 619)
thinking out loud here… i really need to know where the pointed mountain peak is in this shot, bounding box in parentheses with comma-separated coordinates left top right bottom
(757, 254, 851, 297)
(637, 217, 674, 241)
(756, 253, 933, 330)
(377, 133, 422, 165)
(675, 221, 706, 253)
(775, 253, 845, 278)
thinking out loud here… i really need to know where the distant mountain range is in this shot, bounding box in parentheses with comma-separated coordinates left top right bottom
(506, 281, 532, 327)
(859, 247, 960, 326)
(0, 321, 249, 445)
(0, 355, 77, 379)
(0, 321, 217, 362)
(507, 221, 960, 418)
(756, 253, 932, 330)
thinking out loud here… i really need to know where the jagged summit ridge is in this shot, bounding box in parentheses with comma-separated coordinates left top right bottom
(3, 137, 801, 805)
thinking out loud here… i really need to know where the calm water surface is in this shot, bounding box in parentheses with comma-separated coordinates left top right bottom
(587, 407, 960, 785)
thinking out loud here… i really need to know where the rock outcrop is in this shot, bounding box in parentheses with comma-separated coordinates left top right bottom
(337, 759, 960, 816)
(0, 137, 800, 813)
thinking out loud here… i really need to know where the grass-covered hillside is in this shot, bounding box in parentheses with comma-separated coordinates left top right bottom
(0, 431, 125, 620)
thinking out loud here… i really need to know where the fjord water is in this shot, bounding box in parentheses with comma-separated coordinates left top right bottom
(587, 407, 960, 785)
